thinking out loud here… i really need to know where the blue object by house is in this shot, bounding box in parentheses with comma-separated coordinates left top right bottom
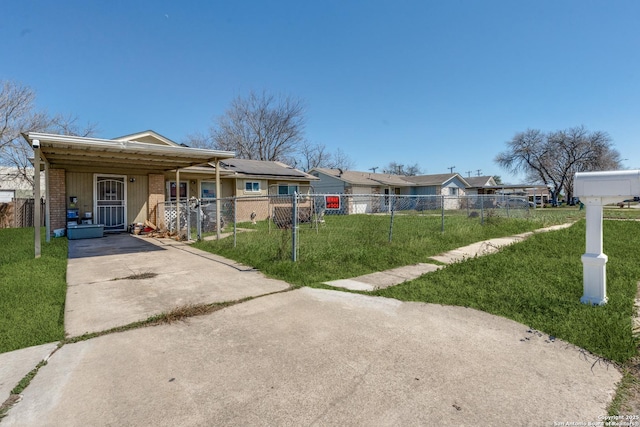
(67, 224, 104, 240)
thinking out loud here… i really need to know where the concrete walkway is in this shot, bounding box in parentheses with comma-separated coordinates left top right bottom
(0, 343, 58, 405)
(2, 288, 620, 426)
(325, 223, 575, 291)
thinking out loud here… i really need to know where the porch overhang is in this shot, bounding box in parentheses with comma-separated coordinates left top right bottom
(23, 132, 235, 258)
(23, 132, 235, 172)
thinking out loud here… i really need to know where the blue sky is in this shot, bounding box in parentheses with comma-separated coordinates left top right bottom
(3, 0, 639, 183)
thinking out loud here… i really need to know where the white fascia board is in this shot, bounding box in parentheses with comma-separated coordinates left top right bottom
(24, 132, 235, 159)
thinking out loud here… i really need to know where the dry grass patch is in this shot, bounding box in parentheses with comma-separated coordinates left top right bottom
(112, 272, 158, 281)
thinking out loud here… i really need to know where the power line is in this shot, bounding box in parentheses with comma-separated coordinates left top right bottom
(447, 166, 456, 173)
(476, 169, 482, 176)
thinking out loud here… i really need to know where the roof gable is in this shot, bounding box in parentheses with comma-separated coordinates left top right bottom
(465, 176, 497, 188)
(402, 173, 470, 187)
(113, 130, 179, 147)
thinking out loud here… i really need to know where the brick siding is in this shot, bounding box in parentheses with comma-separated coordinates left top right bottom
(49, 169, 66, 231)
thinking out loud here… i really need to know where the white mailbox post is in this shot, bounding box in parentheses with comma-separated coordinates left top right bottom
(574, 170, 640, 305)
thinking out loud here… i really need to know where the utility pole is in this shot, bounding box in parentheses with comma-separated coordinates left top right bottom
(369, 167, 378, 173)
(447, 166, 456, 174)
(476, 169, 482, 176)
(465, 171, 472, 177)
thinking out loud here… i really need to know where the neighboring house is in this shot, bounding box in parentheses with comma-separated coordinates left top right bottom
(491, 184, 551, 205)
(0, 166, 46, 201)
(308, 168, 415, 213)
(309, 169, 470, 212)
(464, 176, 498, 195)
(308, 168, 414, 195)
(402, 173, 470, 210)
(402, 173, 470, 197)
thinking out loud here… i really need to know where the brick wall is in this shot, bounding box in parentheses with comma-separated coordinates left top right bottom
(148, 174, 164, 227)
(49, 169, 66, 231)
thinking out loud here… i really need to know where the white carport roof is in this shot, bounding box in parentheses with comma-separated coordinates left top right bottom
(22, 132, 235, 171)
(23, 132, 235, 258)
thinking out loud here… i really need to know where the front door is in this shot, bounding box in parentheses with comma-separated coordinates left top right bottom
(95, 175, 126, 231)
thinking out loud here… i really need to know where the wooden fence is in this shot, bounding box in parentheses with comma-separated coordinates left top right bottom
(0, 198, 46, 228)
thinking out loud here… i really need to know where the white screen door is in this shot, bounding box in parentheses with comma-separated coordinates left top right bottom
(95, 175, 126, 231)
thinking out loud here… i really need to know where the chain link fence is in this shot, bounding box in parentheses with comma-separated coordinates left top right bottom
(155, 193, 533, 261)
(0, 198, 46, 229)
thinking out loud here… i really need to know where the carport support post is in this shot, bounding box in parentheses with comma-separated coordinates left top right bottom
(44, 156, 51, 242)
(215, 159, 221, 241)
(580, 197, 608, 305)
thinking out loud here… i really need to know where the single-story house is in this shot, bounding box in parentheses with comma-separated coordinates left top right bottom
(308, 168, 414, 195)
(309, 168, 470, 211)
(171, 158, 318, 222)
(23, 130, 236, 256)
(464, 176, 498, 195)
(488, 184, 551, 205)
(22, 131, 318, 245)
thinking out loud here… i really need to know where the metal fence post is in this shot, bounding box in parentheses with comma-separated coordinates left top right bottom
(292, 192, 298, 262)
(186, 202, 191, 241)
(465, 195, 469, 217)
(233, 197, 237, 248)
(388, 195, 395, 242)
(196, 198, 202, 241)
(481, 195, 485, 225)
(441, 195, 445, 232)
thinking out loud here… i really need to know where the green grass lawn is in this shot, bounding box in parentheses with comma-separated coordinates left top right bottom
(0, 228, 67, 354)
(375, 219, 640, 364)
(195, 209, 581, 286)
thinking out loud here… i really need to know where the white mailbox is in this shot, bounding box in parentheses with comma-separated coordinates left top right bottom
(573, 169, 640, 305)
(575, 170, 640, 204)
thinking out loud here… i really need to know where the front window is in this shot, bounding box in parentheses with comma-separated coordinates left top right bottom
(450, 187, 459, 196)
(245, 181, 260, 193)
(201, 181, 216, 199)
(278, 184, 298, 195)
(167, 181, 187, 200)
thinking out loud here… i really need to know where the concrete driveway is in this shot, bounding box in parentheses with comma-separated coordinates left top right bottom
(64, 234, 290, 337)
(3, 287, 620, 426)
(1, 233, 622, 425)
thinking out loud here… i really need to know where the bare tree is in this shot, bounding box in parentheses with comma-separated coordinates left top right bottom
(0, 80, 98, 185)
(297, 141, 332, 171)
(211, 90, 306, 162)
(182, 131, 212, 149)
(495, 126, 621, 204)
(0, 80, 46, 152)
(382, 162, 422, 176)
(272, 141, 354, 171)
(325, 148, 355, 170)
(186, 90, 354, 171)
